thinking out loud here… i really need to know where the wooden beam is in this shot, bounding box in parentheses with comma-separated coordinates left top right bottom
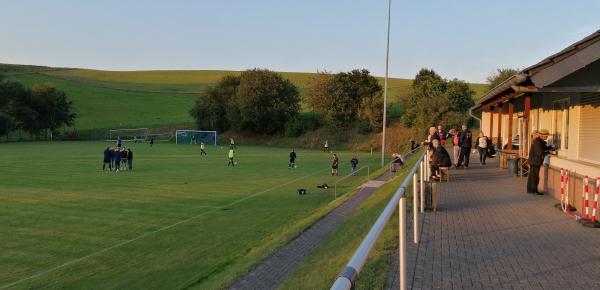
(497, 103, 503, 149)
(510, 85, 539, 93)
(489, 106, 494, 141)
(507, 100, 514, 150)
(523, 94, 531, 156)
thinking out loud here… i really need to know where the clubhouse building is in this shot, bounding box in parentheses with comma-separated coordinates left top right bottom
(472, 29, 600, 213)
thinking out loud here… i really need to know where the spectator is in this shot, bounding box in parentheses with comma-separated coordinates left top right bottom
(430, 139, 452, 180)
(424, 126, 440, 149)
(391, 153, 404, 172)
(437, 125, 447, 145)
(448, 128, 460, 168)
(476, 131, 490, 165)
(527, 129, 552, 195)
(456, 125, 473, 169)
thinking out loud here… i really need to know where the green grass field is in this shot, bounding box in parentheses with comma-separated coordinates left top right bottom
(0, 141, 381, 289)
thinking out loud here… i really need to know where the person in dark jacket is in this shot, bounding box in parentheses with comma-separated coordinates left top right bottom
(289, 149, 297, 169)
(121, 149, 128, 170)
(431, 139, 452, 179)
(103, 147, 112, 171)
(350, 156, 359, 175)
(456, 125, 473, 168)
(112, 148, 120, 172)
(527, 129, 552, 194)
(127, 148, 133, 171)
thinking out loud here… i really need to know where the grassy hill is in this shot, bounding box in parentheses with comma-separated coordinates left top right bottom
(2, 64, 488, 135)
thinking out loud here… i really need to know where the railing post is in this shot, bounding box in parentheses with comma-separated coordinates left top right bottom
(399, 197, 407, 290)
(420, 161, 425, 213)
(413, 172, 419, 244)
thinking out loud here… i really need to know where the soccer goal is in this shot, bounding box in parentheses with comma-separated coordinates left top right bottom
(175, 130, 217, 145)
(107, 128, 149, 142)
(147, 132, 174, 142)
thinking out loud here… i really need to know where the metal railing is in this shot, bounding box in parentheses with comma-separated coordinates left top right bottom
(331, 148, 428, 290)
(334, 166, 370, 199)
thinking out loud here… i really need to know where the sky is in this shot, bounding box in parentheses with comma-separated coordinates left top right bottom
(1, 0, 599, 83)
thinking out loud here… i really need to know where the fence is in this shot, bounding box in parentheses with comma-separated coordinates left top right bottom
(331, 148, 428, 290)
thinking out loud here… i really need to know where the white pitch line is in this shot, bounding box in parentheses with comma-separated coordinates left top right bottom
(0, 168, 328, 289)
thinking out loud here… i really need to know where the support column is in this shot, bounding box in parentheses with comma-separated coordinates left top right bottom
(507, 99, 514, 150)
(497, 103, 503, 149)
(489, 106, 494, 142)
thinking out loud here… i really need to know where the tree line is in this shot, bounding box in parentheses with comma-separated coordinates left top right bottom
(0, 75, 77, 140)
(190, 68, 385, 137)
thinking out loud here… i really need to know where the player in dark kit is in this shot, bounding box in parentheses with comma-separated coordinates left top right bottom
(103, 147, 112, 171)
(289, 149, 297, 169)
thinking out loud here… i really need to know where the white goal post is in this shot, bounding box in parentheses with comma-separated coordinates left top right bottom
(175, 130, 218, 145)
(107, 128, 149, 141)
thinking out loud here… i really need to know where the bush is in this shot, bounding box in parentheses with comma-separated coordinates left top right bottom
(284, 113, 323, 137)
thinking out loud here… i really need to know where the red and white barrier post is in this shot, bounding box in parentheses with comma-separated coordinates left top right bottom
(584, 176, 590, 220)
(565, 170, 570, 211)
(592, 178, 599, 223)
(560, 169, 565, 211)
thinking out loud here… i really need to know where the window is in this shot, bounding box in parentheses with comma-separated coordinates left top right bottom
(552, 99, 569, 151)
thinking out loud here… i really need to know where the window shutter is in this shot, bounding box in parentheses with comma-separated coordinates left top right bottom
(579, 93, 600, 163)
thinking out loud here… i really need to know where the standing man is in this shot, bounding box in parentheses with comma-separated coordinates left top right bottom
(191, 134, 196, 145)
(116, 136, 123, 148)
(228, 148, 235, 166)
(527, 129, 551, 195)
(350, 156, 359, 175)
(149, 137, 154, 147)
(456, 125, 473, 168)
(127, 148, 133, 171)
(113, 148, 120, 172)
(289, 149, 297, 169)
(331, 153, 339, 176)
(324, 140, 329, 152)
(200, 142, 207, 156)
(103, 147, 112, 171)
(230, 137, 236, 149)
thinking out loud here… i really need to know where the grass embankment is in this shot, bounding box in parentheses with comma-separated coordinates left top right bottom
(0, 142, 382, 289)
(281, 150, 421, 289)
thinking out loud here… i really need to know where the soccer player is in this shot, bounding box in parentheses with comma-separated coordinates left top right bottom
(103, 147, 112, 171)
(149, 137, 154, 147)
(116, 136, 122, 148)
(127, 148, 133, 171)
(289, 149, 297, 169)
(113, 148, 120, 172)
(350, 156, 358, 176)
(324, 140, 329, 152)
(121, 148, 128, 171)
(228, 148, 235, 166)
(230, 137, 236, 149)
(331, 153, 339, 176)
(200, 142, 207, 155)
(191, 135, 196, 145)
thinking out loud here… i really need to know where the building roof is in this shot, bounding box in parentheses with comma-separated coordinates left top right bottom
(473, 29, 600, 111)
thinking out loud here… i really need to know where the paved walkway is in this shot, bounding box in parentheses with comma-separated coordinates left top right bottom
(389, 157, 600, 290)
(230, 161, 406, 289)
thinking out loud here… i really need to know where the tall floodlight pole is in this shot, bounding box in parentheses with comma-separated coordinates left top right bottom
(381, 0, 391, 168)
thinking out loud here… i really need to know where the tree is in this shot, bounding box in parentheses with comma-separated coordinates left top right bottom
(190, 75, 239, 132)
(486, 68, 518, 89)
(306, 69, 383, 131)
(11, 83, 76, 139)
(234, 69, 300, 134)
(401, 68, 474, 137)
(0, 79, 27, 137)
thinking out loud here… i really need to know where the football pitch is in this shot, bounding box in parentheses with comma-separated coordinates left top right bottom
(0, 141, 379, 289)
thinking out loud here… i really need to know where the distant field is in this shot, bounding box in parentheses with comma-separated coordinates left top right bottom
(4, 65, 488, 134)
(11, 73, 198, 132)
(0, 141, 380, 289)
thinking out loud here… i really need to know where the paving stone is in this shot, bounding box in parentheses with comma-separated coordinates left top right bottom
(387, 157, 600, 289)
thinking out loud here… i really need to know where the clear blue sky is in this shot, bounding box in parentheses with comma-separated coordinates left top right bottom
(1, 0, 599, 82)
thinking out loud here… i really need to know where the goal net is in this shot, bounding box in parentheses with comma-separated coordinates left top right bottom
(176, 130, 217, 145)
(107, 128, 148, 142)
(147, 132, 174, 142)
